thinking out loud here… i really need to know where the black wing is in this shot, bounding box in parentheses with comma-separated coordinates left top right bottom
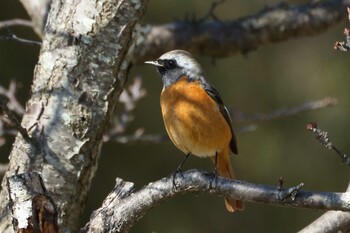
(200, 81, 238, 155)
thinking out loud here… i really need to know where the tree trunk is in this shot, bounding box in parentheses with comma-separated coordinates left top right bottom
(0, 0, 148, 232)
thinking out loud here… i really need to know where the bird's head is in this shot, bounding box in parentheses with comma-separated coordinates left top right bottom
(145, 50, 203, 87)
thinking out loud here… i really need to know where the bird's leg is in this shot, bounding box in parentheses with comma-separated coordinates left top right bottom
(209, 151, 219, 189)
(171, 153, 191, 189)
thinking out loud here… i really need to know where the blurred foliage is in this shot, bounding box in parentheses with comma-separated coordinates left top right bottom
(0, 0, 349, 232)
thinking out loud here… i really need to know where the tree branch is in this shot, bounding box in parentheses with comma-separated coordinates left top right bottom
(0, 33, 42, 46)
(82, 170, 350, 233)
(306, 123, 350, 165)
(0, 81, 25, 115)
(334, 7, 350, 51)
(17, 0, 350, 61)
(231, 97, 337, 122)
(0, 19, 33, 30)
(0, 95, 31, 143)
(298, 182, 350, 233)
(133, 0, 350, 62)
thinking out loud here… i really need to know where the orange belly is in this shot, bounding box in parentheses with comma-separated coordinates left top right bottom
(160, 77, 232, 157)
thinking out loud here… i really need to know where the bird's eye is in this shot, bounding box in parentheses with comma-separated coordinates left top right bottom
(167, 59, 176, 67)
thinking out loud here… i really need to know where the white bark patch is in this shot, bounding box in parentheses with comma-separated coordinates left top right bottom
(73, 0, 99, 34)
(8, 176, 43, 229)
(40, 51, 60, 75)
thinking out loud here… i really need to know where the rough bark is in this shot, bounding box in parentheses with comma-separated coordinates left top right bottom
(0, 0, 148, 232)
(7, 172, 58, 233)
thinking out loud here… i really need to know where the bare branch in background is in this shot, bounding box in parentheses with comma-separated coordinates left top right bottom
(13, 0, 350, 61)
(133, 0, 350, 62)
(82, 170, 350, 233)
(0, 33, 41, 46)
(0, 82, 25, 149)
(334, 7, 350, 51)
(0, 95, 31, 142)
(231, 97, 337, 122)
(197, 0, 226, 22)
(104, 77, 147, 142)
(0, 81, 25, 115)
(0, 120, 17, 148)
(306, 123, 350, 165)
(111, 131, 168, 144)
(0, 19, 33, 30)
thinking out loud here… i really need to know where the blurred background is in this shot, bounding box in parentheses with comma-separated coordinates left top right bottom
(1, 0, 349, 232)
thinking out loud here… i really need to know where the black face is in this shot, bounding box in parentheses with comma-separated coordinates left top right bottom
(156, 59, 178, 75)
(155, 59, 185, 87)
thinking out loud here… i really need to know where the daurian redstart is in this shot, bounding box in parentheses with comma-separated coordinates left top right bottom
(145, 50, 244, 212)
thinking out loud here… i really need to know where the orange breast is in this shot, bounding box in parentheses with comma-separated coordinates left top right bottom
(160, 77, 232, 157)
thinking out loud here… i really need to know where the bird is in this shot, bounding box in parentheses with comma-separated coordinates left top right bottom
(145, 50, 244, 212)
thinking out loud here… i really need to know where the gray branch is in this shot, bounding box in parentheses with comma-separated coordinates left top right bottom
(82, 170, 350, 233)
(18, 0, 350, 61)
(298, 182, 350, 233)
(0, 19, 33, 30)
(133, 0, 350, 62)
(231, 97, 338, 122)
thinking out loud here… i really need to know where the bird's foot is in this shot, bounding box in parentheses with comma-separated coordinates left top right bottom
(208, 168, 218, 190)
(167, 167, 184, 190)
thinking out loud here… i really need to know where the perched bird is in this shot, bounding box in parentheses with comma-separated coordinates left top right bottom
(145, 50, 244, 212)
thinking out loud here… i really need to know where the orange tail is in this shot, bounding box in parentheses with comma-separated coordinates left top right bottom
(211, 150, 244, 212)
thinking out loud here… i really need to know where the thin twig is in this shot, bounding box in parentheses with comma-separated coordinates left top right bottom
(104, 77, 147, 142)
(0, 33, 41, 46)
(0, 95, 31, 142)
(0, 82, 26, 148)
(0, 19, 33, 30)
(334, 7, 350, 51)
(306, 123, 350, 165)
(0, 81, 25, 115)
(231, 97, 337, 122)
(197, 0, 226, 22)
(111, 132, 169, 144)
